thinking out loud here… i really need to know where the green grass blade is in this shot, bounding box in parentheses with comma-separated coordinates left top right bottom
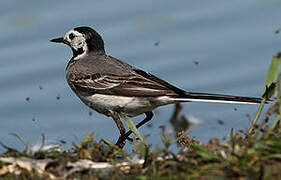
(249, 54, 281, 134)
(191, 144, 221, 161)
(78, 131, 94, 148)
(9, 133, 30, 153)
(102, 138, 119, 149)
(249, 98, 267, 134)
(123, 116, 144, 142)
(271, 74, 281, 131)
(262, 54, 281, 98)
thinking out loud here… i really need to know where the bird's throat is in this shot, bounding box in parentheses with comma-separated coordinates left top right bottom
(72, 47, 85, 59)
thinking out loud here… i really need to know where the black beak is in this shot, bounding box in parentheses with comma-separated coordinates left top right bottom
(50, 37, 65, 43)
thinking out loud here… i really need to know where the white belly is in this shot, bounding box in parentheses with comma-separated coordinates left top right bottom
(79, 94, 173, 117)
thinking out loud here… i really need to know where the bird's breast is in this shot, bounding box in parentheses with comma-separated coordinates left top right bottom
(77, 94, 171, 117)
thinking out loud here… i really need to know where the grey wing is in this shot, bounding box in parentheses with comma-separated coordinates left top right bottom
(68, 69, 185, 97)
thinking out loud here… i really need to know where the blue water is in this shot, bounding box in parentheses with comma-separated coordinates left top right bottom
(0, 0, 280, 152)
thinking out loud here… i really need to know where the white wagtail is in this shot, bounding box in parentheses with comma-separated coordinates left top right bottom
(50, 26, 262, 147)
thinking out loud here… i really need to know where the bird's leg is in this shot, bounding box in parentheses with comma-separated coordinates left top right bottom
(116, 111, 154, 147)
(111, 112, 126, 137)
(112, 112, 129, 149)
(133, 111, 153, 131)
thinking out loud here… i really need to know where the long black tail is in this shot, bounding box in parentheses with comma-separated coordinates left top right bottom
(172, 92, 264, 104)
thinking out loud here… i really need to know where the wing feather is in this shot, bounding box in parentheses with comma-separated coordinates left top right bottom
(68, 70, 180, 97)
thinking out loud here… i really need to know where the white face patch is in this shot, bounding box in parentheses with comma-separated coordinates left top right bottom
(64, 30, 88, 59)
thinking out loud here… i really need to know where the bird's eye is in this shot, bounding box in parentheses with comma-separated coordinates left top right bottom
(69, 33, 75, 40)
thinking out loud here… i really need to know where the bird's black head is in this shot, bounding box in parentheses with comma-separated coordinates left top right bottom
(50, 26, 105, 59)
